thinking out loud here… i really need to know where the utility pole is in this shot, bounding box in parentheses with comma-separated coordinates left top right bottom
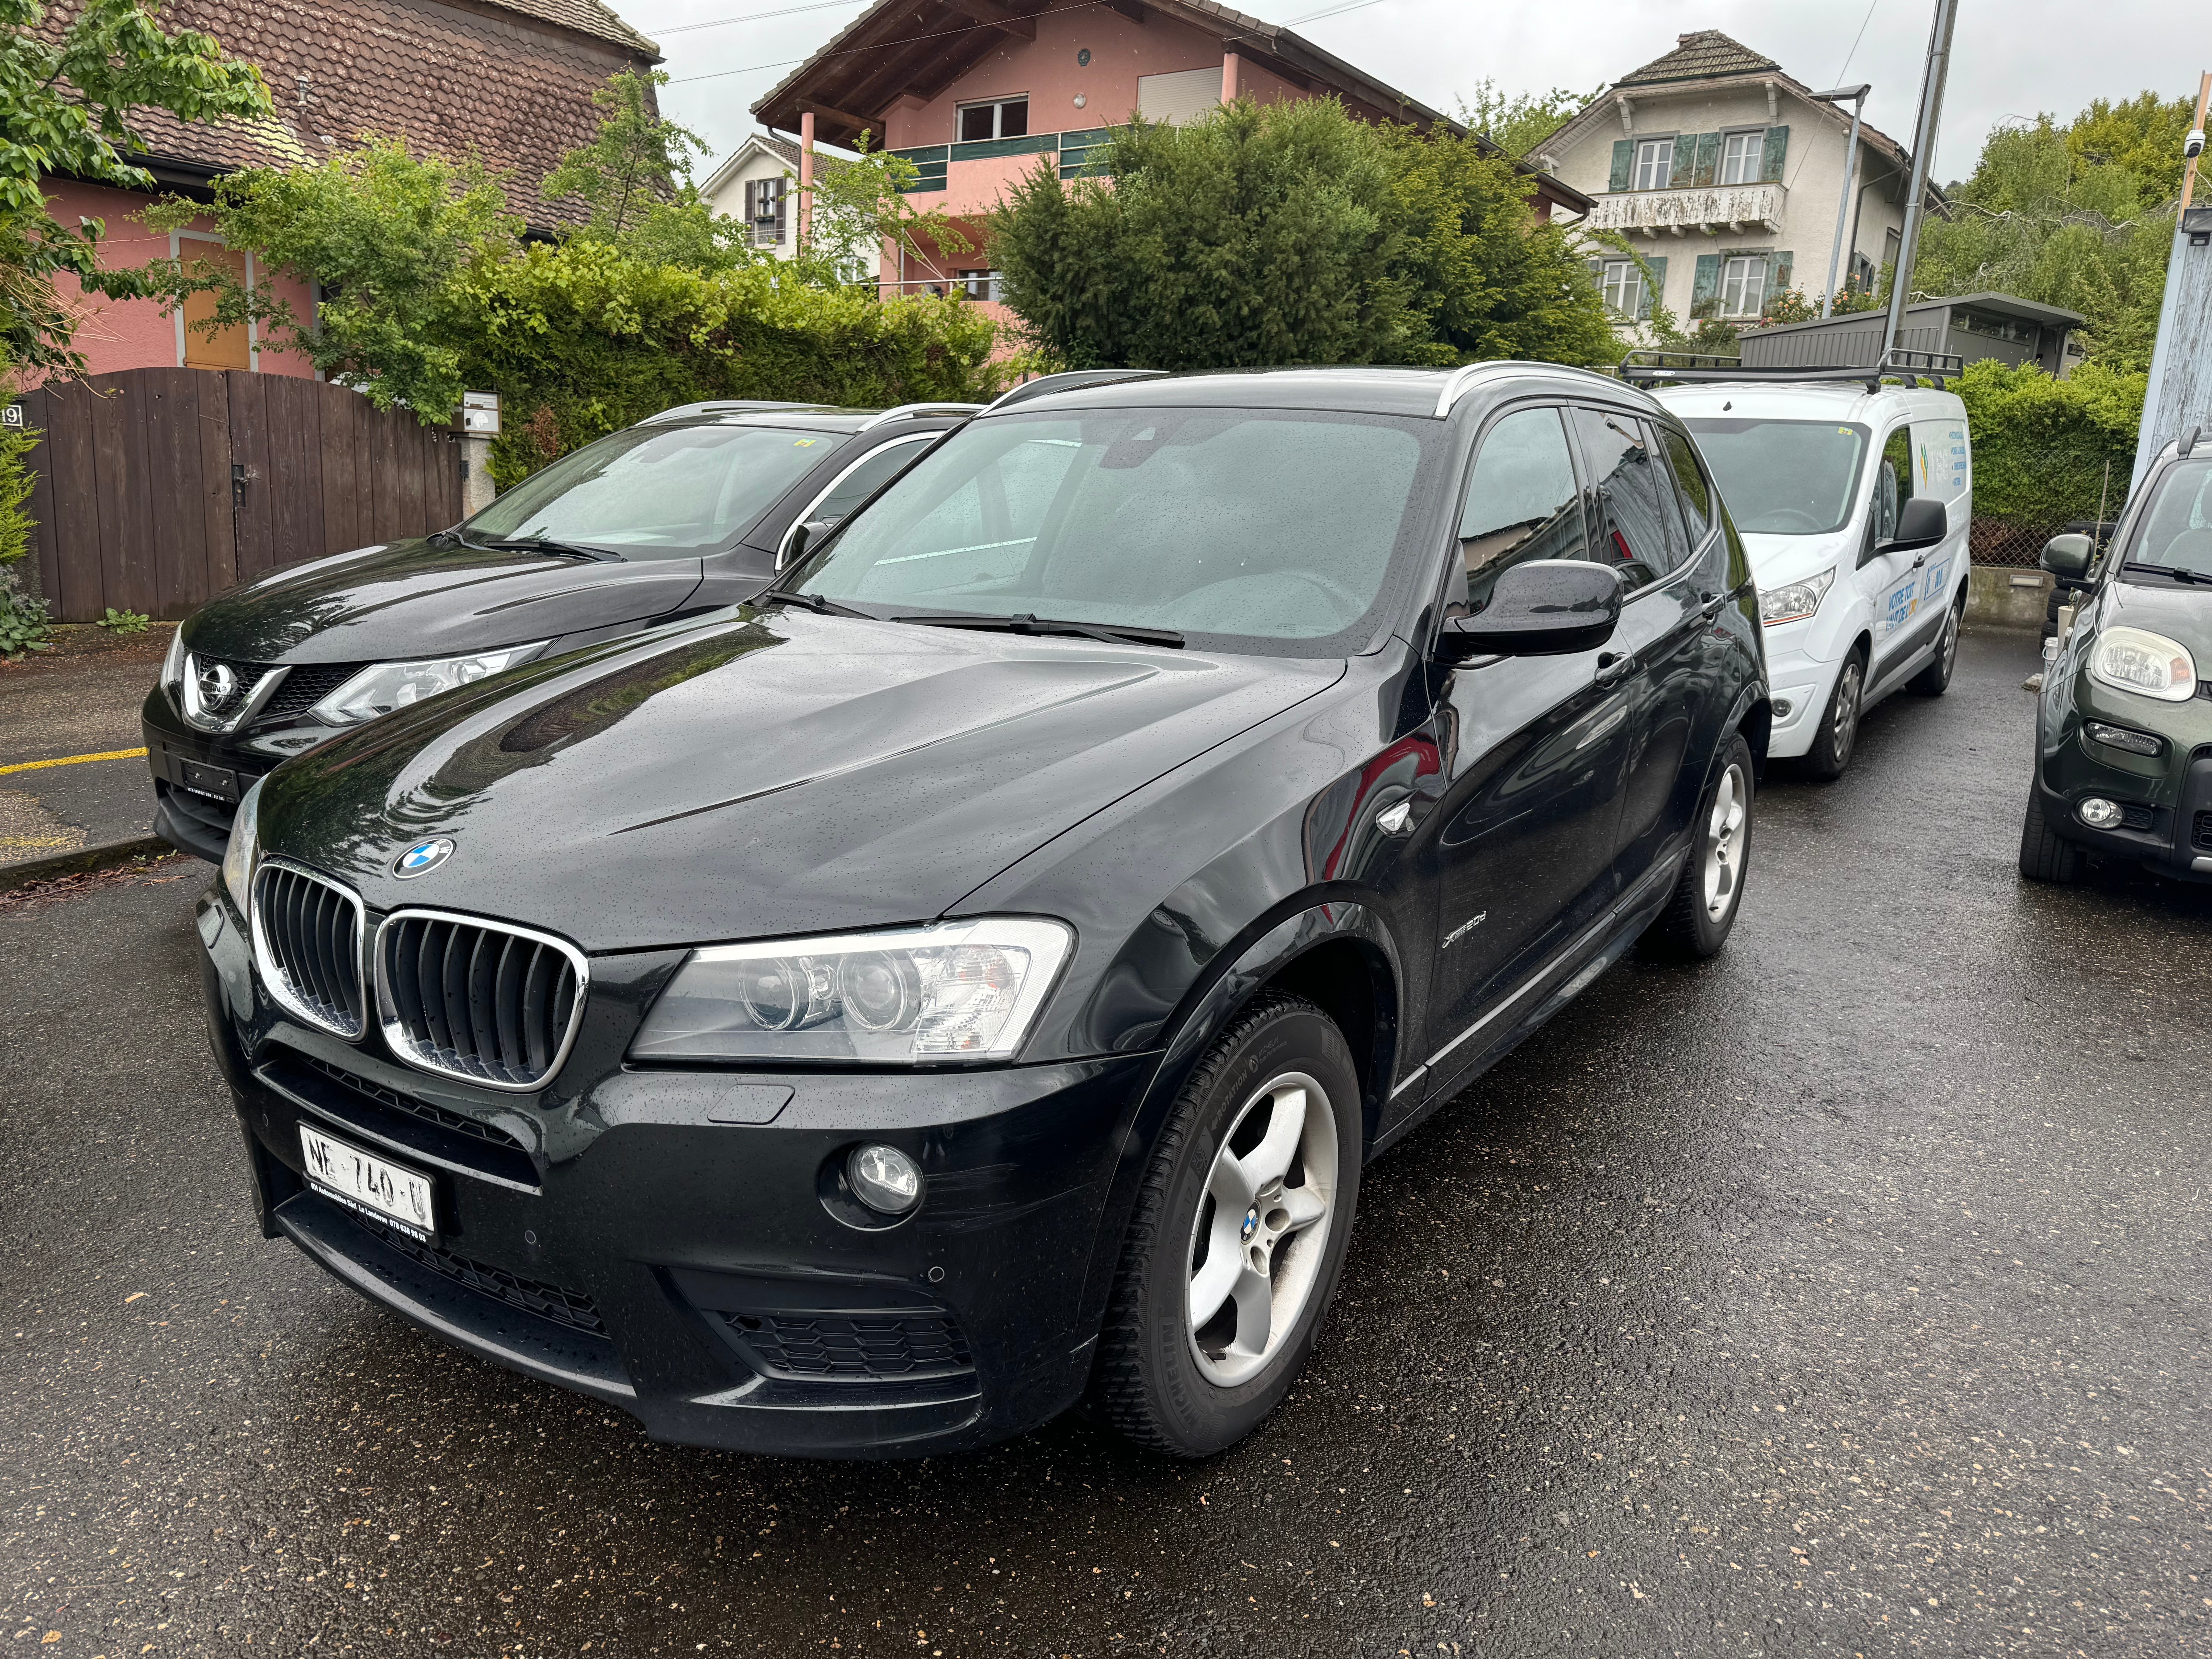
(1814, 84, 1872, 318)
(1879, 0, 1960, 368)
(2131, 70, 2212, 488)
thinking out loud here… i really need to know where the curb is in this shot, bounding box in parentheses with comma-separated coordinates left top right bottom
(0, 834, 178, 893)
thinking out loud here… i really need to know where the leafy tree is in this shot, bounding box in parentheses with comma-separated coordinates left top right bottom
(0, 0, 270, 376)
(543, 67, 749, 272)
(1458, 78, 1600, 161)
(793, 134, 975, 288)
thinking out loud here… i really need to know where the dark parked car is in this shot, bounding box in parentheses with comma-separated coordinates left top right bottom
(2021, 436, 2212, 883)
(143, 398, 979, 859)
(201, 365, 1768, 1459)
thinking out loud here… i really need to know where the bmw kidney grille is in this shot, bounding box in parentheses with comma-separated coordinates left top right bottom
(250, 861, 367, 1039)
(376, 910, 587, 1091)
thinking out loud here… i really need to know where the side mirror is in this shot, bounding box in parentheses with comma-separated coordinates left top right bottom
(779, 517, 835, 570)
(2040, 532, 2093, 578)
(1436, 560, 1622, 661)
(1886, 496, 1949, 554)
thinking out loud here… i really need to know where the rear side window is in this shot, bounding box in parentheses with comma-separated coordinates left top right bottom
(1457, 407, 1588, 608)
(1658, 426, 1712, 541)
(1573, 407, 1680, 592)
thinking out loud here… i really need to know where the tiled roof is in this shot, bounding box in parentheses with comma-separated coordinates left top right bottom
(40, 0, 659, 231)
(1614, 30, 1780, 88)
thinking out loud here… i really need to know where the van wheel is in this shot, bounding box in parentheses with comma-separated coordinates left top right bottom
(1642, 732, 1754, 960)
(1910, 594, 1966, 695)
(2018, 787, 2083, 883)
(1800, 651, 1864, 780)
(1089, 994, 1361, 1458)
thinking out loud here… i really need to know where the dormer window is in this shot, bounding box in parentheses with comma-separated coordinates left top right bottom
(958, 97, 1028, 142)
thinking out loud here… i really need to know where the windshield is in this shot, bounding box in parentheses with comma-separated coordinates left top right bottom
(786, 409, 1434, 653)
(465, 422, 838, 558)
(2123, 459, 2212, 578)
(1681, 418, 1871, 535)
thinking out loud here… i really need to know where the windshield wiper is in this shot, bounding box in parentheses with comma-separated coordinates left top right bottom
(2124, 562, 2208, 583)
(473, 534, 627, 563)
(891, 612, 1185, 649)
(770, 588, 874, 619)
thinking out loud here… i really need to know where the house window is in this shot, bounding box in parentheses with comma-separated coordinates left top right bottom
(1599, 259, 1644, 318)
(958, 98, 1028, 142)
(1632, 137, 1674, 191)
(743, 177, 787, 247)
(1718, 130, 1766, 186)
(1718, 255, 1768, 318)
(1848, 251, 1875, 294)
(958, 269, 1002, 301)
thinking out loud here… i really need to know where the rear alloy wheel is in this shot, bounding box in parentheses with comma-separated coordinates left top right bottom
(1090, 994, 1361, 1458)
(2018, 785, 2083, 883)
(1643, 731, 1755, 960)
(1910, 594, 1965, 695)
(1800, 652, 1864, 780)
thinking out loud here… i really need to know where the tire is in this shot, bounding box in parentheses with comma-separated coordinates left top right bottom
(1642, 731, 1754, 960)
(1800, 650, 1865, 780)
(1090, 993, 1362, 1458)
(1910, 593, 1966, 696)
(2018, 785, 2083, 883)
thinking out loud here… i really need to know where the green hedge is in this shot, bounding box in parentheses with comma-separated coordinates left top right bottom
(1954, 357, 2144, 529)
(453, 243, 1010, 486)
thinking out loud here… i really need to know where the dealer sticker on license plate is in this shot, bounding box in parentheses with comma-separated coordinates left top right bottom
(299, 1123, 438, 1240)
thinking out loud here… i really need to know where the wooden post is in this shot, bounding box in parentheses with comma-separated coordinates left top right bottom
(799, 111, 816, 250)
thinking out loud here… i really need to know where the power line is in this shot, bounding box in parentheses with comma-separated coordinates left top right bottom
(639, 0, 870, 40)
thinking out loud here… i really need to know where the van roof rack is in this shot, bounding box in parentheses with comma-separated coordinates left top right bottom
(1618, 347, 1965, 392)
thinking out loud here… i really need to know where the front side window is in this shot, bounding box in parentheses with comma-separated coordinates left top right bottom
(1599, 259, 1645, 318)
(958, 98, 1029, 142)
(1875, 426, 1916, 542)
(467, 424, 839, 558)
(2123, 458, 2212, 579)
(791, 409, 1437, 652)
(1682, 418, 1872, 536)
(1633, 137, 1675, 191)
(1573, 407, 1678, 592)
(1457, 407, 1588, 610)
(1718, 255, 1768, 318)
(1718, 130, 1766, 185)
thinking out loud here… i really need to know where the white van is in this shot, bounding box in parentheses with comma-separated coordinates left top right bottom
(1649, 382, 1973, 776)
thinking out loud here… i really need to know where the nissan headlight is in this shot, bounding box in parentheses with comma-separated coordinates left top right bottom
(308, 642, 546, 726)
(221, 776, 262, 915)
(2087, 626, 2197, 702)
(160, 624, 188, 694)
(1758, 568, 1836, 627)
(631, 918, 1074, 1064)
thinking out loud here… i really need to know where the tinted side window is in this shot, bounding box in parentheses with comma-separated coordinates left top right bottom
(1659, 426, 1712, 542)
(1641, 419, 1693, 573)
(1457, 406, 1587, 608)
(1572, 407, 1677, 592)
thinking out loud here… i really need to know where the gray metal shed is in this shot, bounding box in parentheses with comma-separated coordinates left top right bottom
(1737, 292, 2085, 377)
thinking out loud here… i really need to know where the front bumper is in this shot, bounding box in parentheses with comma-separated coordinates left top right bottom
(2033, 672, 2212, 882)
(1756, 637, 1840, 760)
(199, 886, 1152, 1457)
(142, 686, 336, 862)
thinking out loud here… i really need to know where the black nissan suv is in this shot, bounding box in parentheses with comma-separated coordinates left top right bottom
(143, 398, 979, 859)
(201, 364, 1769, 1459)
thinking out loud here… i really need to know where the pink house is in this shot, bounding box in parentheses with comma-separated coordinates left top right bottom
(751, 0, 1590, 324)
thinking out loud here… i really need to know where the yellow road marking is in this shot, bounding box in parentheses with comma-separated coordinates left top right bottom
(0, 746, 149, 776)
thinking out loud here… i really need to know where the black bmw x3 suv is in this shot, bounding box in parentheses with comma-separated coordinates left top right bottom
(143, 398, 981, 860)
(201, 364, 1769, 1459)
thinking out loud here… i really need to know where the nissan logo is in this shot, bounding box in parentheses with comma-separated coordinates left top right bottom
(195, 659, 239, 709)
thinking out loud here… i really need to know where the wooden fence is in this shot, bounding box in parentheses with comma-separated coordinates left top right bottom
(17, 368, 467, 622)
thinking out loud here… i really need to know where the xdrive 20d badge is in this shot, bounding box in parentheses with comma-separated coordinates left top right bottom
(201, 366, 1769, 1458)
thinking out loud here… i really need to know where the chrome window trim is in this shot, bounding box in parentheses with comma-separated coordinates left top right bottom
(373, 907, 591, 1094)
(775, 434, 940, 569)
(249, 857, 369, 1040)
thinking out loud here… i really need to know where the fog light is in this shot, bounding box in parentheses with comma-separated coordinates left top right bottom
(1772, 697, 1795, 720)
(847, 1144, 922, 1215)
(2086, 720, 2162, 756)
(2077, 796, 2122, 828)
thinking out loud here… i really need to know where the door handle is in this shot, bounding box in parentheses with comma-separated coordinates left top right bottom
(1911, 553, 1928, 569)
(1594, 650, 1635, 687)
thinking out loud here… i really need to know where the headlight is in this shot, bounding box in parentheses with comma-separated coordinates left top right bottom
(631, 917, 1074, 1064)
(2087, 626, 2197, 702)
(221, 777, 262, 915)
(309, 642, 546, 726)
(161, 624, 188, 693)
(1758, 567, 1836, 626)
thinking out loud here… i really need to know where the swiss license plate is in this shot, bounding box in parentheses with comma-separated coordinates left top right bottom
(298, 1123, 438, 1240)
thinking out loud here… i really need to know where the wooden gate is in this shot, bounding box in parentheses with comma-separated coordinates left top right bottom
(17, 368, 466, 622)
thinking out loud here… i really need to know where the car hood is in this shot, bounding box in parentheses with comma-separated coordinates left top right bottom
(1738, 529, 1859, 590)
(183, 539, 706, 665)
(259, 609, 1345, 951)
(2098, 577, 2212, 659)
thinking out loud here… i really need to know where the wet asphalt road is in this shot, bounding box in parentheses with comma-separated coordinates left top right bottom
(5, 627, 2211, 1659)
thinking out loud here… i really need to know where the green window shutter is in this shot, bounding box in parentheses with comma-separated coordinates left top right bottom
(1691, 253, 1721, 318)
(1761, 125, 1789, 183)
(1639, 256, 1667, 320)
(1763, 251, 1794, 315)
(1587, 257, 1606, 284)
(1609, 139, 1633, 192)
(1691, 132, 1721, 188)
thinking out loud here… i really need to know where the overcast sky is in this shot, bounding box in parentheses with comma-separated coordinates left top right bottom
(605, 0, 2206, 187)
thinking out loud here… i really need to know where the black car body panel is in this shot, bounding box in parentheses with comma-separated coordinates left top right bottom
(200, 365, 1768, 1456)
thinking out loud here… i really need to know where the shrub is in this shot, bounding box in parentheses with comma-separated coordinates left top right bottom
(1954, 357, 2145, 528)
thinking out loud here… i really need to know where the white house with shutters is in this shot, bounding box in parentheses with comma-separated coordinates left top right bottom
(1534, 31, 1922, 335)
(699, 132, 882, 282)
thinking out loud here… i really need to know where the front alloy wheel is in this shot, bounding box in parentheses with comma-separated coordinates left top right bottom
(1092, 994, 1362, 1457)
(1699, 761, 1747, 922)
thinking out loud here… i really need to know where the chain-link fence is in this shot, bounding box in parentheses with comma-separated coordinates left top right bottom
(1970, 519, 2118, 568)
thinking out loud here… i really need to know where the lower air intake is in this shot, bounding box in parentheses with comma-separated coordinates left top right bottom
(376, 910, 586, 1092)
(720, 1309, 974, 1380)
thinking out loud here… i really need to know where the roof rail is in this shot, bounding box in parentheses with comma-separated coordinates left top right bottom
(1617, 347, 1966, 392)
(643, 399, 842, 424)
(856, 401, 985, 430)
(982, 368, 1169, 413)
(1433, 361, 1525, 419)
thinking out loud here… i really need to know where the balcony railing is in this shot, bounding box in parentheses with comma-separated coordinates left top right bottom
(1587, 181, 1786, 236)
(890, 127, 1115, 194)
